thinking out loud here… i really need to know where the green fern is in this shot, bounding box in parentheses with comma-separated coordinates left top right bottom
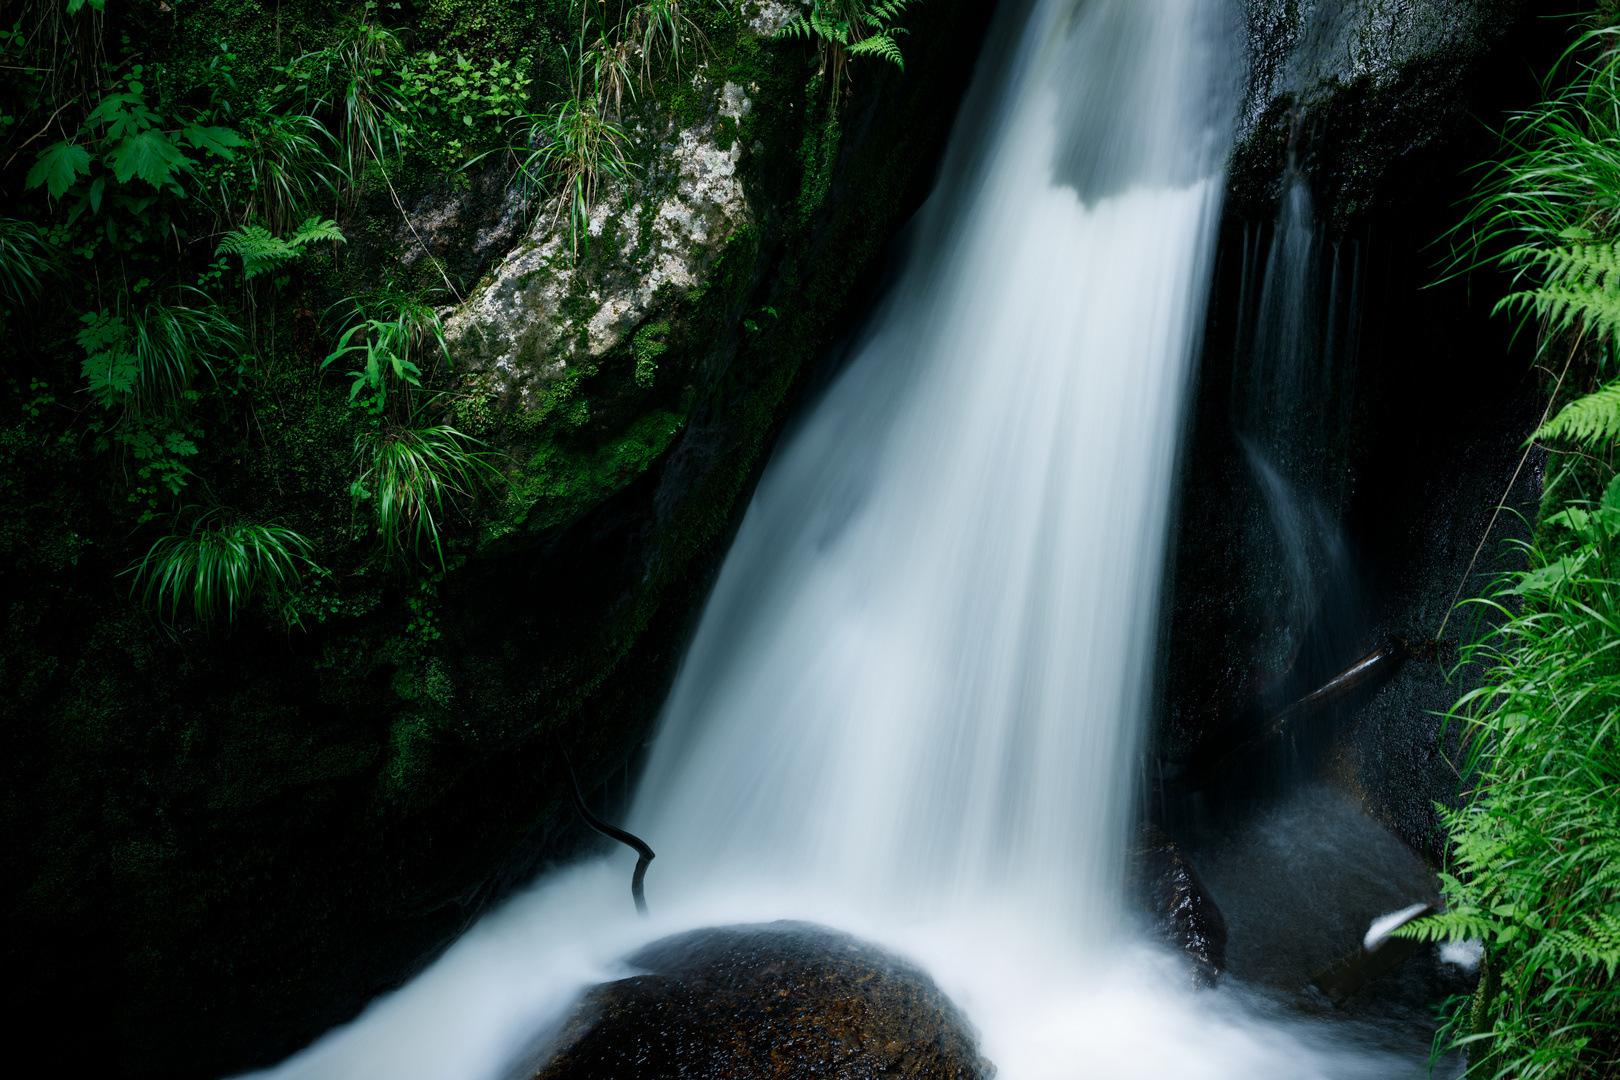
(1497, 238, 1620, 339)
(778, 0, 918, 100)
(1395, 501, 1620, 1078)
(216, 216, 344, 279)
(1535, 379, 1620, 446)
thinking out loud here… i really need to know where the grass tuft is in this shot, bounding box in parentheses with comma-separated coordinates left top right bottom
(130, 518, 319, 628)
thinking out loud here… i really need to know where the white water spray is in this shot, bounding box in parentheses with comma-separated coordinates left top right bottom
(246, 3, 1429, 1078)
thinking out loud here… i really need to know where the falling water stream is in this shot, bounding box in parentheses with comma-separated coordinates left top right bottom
(249, 2, 1446, 1078)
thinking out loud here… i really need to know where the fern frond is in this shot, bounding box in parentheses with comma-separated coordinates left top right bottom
(286, 216, 345, 248)
(848, 32, 906, 69)
(1392, 909, 1500, 943)
(1496, 239, 1620, 338)
(1534, 379, 1620, 446)
(216, 225, 295, 280)
(774, 16, 816, 41)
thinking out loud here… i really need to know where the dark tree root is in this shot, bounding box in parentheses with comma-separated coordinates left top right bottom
(554, 735, 655, 916)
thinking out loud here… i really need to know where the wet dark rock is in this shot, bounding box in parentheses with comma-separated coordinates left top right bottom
(527, 922, 993, 1080)
(1131, 825, 1228, 986)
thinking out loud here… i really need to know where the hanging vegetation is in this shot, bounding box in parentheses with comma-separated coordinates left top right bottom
(1400, 19, 1620, 1079)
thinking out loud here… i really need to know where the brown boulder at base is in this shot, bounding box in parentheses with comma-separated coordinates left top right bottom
(528, 921, 994, 1080)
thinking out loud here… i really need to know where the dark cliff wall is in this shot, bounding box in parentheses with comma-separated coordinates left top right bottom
(0, 5, 1000, 1078)
(1158, 0, 1564, 854)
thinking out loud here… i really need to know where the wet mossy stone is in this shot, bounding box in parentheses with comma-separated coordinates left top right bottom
(529, 921, 994, 1080)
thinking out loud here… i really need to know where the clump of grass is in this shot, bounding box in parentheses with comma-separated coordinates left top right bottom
(1450, 26, 1620, 277)
(290, 15, 410, 193)
(514, 83, 636, 255)
(0, 217, 51, 311)
(352, 424, 501, 568)
(131, 518, 318, 628)
(229, 114, 340, 234)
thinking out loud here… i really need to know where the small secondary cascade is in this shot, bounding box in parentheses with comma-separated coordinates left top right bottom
(1231, 174, 1365, 699)
(248, 4, 1427, 1079)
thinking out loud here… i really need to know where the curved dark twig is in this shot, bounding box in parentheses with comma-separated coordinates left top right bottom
(554, 735, 654, 916)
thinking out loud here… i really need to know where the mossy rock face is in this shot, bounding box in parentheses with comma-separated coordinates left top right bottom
(530, 922, 993, 1080)
(0, 4, 1000, 1079)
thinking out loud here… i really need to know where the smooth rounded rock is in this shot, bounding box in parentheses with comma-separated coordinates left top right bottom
(528, 921, 994, 1080)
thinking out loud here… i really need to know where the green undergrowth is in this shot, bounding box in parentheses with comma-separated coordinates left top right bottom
(1391, 15, 1620, 1078)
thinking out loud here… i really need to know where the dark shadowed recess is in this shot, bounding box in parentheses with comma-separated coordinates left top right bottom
(1140, 0, 1572, 1042)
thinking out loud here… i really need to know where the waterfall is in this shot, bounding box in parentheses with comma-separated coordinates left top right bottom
(245, 4, 1426, 1079)
(630, 0, 1236, 936)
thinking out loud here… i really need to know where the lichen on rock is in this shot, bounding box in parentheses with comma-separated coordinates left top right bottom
(746, 0, 808, 38)
(443, 73, 758, 410)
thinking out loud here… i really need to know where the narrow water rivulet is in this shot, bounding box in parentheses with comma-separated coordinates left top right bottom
(250, 2, 1446, 1077)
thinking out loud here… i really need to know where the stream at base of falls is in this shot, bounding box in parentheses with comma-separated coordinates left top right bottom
(247, 3, 1467, 1077)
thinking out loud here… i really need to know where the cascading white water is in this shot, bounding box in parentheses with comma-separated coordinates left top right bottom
(629, 0, 1235, 936)
(245, 4, 1431, 1078)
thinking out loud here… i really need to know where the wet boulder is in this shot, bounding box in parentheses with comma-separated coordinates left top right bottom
(528, 921, 993, 1080)
(1131, 824, 1229, 986)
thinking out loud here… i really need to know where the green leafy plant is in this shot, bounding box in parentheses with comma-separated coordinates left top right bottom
(633, 320, 669, 388)
(352, 423, 501, 567)
(130, 517, 319, 628)
(77, 298, 242, 418)
(398, 50, 532, 166)
(322, 296, 445, 416)
(777, 0, 917, 100)
(76, 297, 245, 511)
(216, 217, 345, 280)
(24, 73, 243, 203)
(1396, 479, 1620, 1079)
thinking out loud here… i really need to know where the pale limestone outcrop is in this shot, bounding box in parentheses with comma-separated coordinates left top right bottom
(444, 58, 763, 405)
(746, 0, 807, 38)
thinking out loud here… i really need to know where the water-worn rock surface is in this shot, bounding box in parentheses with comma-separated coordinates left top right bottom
(528, 922, 993, 1080)
(1131, 825, 1228, 986)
